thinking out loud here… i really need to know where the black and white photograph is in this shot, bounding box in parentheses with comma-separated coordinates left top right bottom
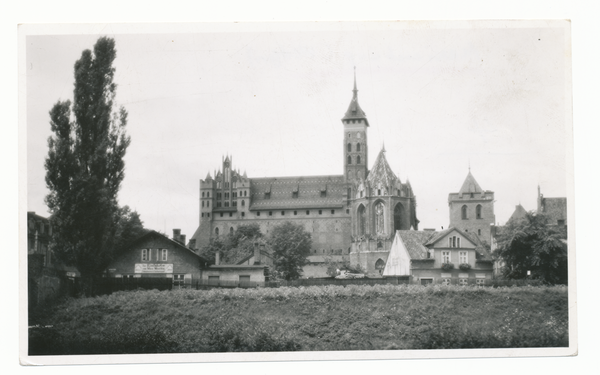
(19, 20, 577, 366)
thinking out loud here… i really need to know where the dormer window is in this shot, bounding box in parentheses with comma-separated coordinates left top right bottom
(292, 191, 298, 198)
(264, 192, 271, 199)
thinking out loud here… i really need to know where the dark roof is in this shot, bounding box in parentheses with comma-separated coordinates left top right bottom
(249, 175, 346, 210)
(540, 197, 567, 223)
(127, 230, 208, 262)
(236, 250, 273, 265)
(366, 148, 400, 188)
(341, 74, 369, 125)
(458, 171, 484, 194)
(508, 204, 528, 223)
(396, 230, 437, 259)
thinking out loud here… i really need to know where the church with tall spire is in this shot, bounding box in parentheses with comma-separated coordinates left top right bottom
(190, 72, 419, 276)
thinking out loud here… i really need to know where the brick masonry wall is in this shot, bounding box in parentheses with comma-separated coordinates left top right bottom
(449, 195, 495, 243)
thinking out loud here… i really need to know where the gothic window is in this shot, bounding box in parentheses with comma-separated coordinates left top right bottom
(202, 201, 204, 207)
(207, 192, 210, 198)
(377, 189, 381, 196)
(202, 192, 205, 198)
(215, 227, 219, 237)
(375, 259, 385, 274)
(377, 241, 383, 249)
(461, 205, 468, 219)
(347, 155, 352, 165)
(476, 204, 482, 219)
(244, 191, 247, 197)
(357, 143, 361, 152)
(358, 205, 366, 235)
(358, 170, 362, 179)
(375, 202, 385, 235)
(233, 201, 237, 207)
(394, 203, 405, 231)
(357, 155, 361, 164)
(207, 201, 210, 207)
(347, 143, 352, 152)
(242, 200, 245, 207)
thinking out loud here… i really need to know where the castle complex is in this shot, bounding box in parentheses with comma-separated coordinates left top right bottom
(190, 74, 494, 276)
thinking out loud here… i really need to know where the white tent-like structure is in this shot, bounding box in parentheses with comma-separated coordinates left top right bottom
(382, 231, 412, 277)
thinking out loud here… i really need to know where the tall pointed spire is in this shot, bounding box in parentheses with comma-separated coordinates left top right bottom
(342, 68, 369, 126)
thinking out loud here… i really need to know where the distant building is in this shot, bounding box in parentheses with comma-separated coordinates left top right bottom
(537, 186, 567, 227)
(190, 73, 418, 277)
(382, 228, 494, 285)
(27, 211, 53, 267)
(507, 204, 528, 224)
(448, 171, 495, 246)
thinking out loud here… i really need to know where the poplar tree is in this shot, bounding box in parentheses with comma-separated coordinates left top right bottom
(269, 222, 312, 280)
(45, 37, 130, 295)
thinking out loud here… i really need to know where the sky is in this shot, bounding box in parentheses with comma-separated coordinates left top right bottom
(25, 21, 571, 240)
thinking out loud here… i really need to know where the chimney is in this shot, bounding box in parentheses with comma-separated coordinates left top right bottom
(189, 239, 196, 249)
(180, 234, 186, 246)
(173, 229, 181, 241)
(253, 242, 261, 265)
(215, 251, 220, 266)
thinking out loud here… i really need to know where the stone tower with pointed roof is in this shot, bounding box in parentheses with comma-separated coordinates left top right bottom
(342, 69, 369, 183)
(190, 72, 419, 277)
(448, 171, 495, 245)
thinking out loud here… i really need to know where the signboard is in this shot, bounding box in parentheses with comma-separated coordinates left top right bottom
(134, 263, 173, 274)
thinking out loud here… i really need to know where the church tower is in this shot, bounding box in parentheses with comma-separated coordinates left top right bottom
(448, 170, 495, 245)
(342, 69, 369, 184)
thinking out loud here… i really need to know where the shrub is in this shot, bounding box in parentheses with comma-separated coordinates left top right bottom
(441, 263, 454, 270)
(459, 263, 471, 270)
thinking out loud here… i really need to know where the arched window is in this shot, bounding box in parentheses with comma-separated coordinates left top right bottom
(242, 200, 245, 207)
(357, 143, 361, 152)
(357, 155, 361, 164)
(215, 227, 219, 237)
(202, 201, 205, 207)
(358, 204, 366, 236)
(230, 227, 234, 235)
(375, 202, 385, 235)
(347, 155, 352, 165)
(394, 203, 405, 231)
(202, 192, 205, 198)
(347, 143, 352, 152)
(476, 204, 482, 219)
(375, 259, 385, 274)
(207, 201, 210, 207)
(461, 205, 468, 220)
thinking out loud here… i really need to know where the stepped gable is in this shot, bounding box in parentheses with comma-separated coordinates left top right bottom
(366, 147, 400, 189)
(396, 230, 437, 259)
(458, 171, 484, 194)
(508, 204, 528, 223)
(249, 174, 346, 210)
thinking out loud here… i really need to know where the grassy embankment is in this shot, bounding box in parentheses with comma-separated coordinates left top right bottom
(29, 284, 569, 355)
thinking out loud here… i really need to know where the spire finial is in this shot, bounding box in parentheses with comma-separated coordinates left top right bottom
(468, 158, 471, 172)
(382, 142, 386, 153)
(353, 66, 358, 97)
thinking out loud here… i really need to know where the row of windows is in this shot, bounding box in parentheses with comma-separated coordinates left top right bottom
(202, 190, 249, 198)
(346, 143, 362, 152)
(448, 236, 461, 248)
(141, 248, 168, 262)
(461, 204, 483, 219)
(347, 130, 364, 137)
(265, 191, 327, 199)
(441, 250, 468, 263)
(347, 155, 362, 165)
(441, 278, 485, 287)
(256, 209, 336, 217)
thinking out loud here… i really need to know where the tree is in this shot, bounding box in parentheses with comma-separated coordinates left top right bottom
(45, 37, 130, 295)
(493, 212, 568, 285)
(199, 224, 264, 265)
(114, 206, 148, 257)
(269, 222, 312, 280)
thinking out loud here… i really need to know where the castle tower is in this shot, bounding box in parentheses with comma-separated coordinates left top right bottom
(342, 69, 369, 184)
(448, 170, 495, 245)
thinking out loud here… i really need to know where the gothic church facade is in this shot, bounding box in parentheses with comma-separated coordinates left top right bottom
(190, 75, 419, 276)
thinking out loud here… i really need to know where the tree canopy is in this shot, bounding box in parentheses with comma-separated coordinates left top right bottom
(269, 222, 312, 280)
(199, 223, 264, 265)
(493, 212, 568, 285)
(45, 37, 131, 292)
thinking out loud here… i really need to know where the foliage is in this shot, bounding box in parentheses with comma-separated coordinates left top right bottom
(441, 263, 454, 270)
(199, 224, 265, 265)
(114, 205, 148, 257)
(269, 222, 312, 280)
(341, 263, 366, 274)
(459, 263, 471, 270)
(493, 212, 568, 284)
(45, 37, 130, 295)
(28, 285, 569, 354)
(323, 255, 350, 278)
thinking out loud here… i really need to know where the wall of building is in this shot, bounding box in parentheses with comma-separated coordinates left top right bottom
(107, 236, 203, 281)
(449, 192, 495, 243)
(412, 267, 493, 284)
(202, 267, 266, 283)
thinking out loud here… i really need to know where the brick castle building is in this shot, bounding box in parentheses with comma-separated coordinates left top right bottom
(190, 74, 420, 276)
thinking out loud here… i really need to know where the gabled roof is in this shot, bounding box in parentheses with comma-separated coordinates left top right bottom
(341, 72, 369, 125)
(126, 230, 208, 262)
(425, 227, 478, 248)
(396, 230, 437, 259)
(458, 171, 483, 194)
(508, 204, 528, 223)
(366, 148, 400, 188)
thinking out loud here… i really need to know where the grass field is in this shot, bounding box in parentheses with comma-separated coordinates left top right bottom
(28, 284, 569, 355)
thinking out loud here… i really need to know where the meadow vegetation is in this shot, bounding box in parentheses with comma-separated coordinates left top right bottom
(29, 284, 569, 355)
